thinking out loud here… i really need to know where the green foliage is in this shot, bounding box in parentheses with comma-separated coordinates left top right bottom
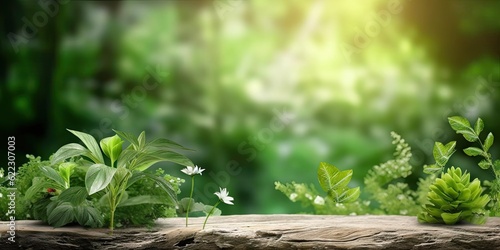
(274, 181, 370, 215)
(275, 162, 362, 215)
(418, 167, 490, 224)
(111, 169, 184, 228)
(363, 132, 424, 215)
(317, 162, 360, 203)
(11, 130, 193, 231)
(1, 155, 51, 220)
(447, 116, 500, 216)
(424, 141, 456, 175)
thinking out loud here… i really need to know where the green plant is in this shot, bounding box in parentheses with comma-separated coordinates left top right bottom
(202, 187, 234, 229)
(422, 116, 499, 218)
(448, 116, 500, 216)
(275, 162, 361, 215)
(418, 166, 490, 224)
(276, 133, 428, 216)
(26, 129, 193, 231)
(180, 165, 205, 227)
(364, 132, 425, 215)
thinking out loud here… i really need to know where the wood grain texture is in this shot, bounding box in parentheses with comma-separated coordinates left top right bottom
(1, 215, 499, 249)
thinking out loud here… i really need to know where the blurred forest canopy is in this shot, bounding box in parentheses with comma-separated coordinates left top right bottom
(1, 0, 499, 214)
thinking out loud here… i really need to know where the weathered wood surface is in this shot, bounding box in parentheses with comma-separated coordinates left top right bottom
(1, 215, 499, 249)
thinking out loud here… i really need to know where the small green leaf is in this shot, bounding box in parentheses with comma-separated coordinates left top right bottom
(463, 147, 484, 157)
(484, 132, 494, 152)
(318, 162, 351, 192)
(58, 187, 88, 205)
(448, 116, 478, 142)
(478, 160, 490, 170)
(47, 202, 75, 227)
(448, 116, 472, 132)
(433, 142, 456, 166)
(474, 118, 484, 136)
(67, 129, 105, 163)
(338, 187, 360, 203)
(100, 135, 124, 165)
(58, 162, 77, 188)
(40, 166, 66, 188)
(85, 164, 117, 195)
(424, 164, 442, 175)
(51, 143, 90, 164)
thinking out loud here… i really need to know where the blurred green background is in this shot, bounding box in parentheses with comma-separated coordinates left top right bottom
(1, 0, 499, 215)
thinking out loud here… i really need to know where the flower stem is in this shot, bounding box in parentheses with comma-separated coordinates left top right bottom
(186, 175, 195, 227)
(202, 200, 220, 229)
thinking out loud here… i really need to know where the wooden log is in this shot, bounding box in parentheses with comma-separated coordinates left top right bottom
(1, 215, 499, 249)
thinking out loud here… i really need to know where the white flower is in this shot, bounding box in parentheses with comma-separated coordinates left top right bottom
(289, 193, 298, 202)
(215, 187, 234, 205)
(313, 196, 325, 205)
(181, 165, 205, 176)
(305, 193, 313, 200)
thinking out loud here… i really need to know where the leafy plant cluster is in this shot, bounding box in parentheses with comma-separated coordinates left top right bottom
(276, 116, 499, 224)
(419, 116, 499, 223)
(1, 129, 193, 230)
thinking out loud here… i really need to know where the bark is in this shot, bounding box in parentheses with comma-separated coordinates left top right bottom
(1, 215, 499, 249)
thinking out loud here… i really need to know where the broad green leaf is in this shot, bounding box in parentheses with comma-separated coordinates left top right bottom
(67, 129, 105, 163)
(85, 164, 117, 195)
(484, 132, 494, 152)
(337, 187, 360, 203)
(51, 143, 89, 164)
(448, 116, 478, 142)
(133, 149, 194, 171)
(148, 138, 193, 151)
(478, 160, 490, 170)
(318, 162, 343, 192)
(474, 118, 484, 136)
(433, 141, 456, 166)
(113, 130, 139, 150)
(463, 147, 483, 157)
(47, 202, 75, 227)
(117, 195, 166, 207)
(424, 164, 442, 175)
(460, 130, 479, 142)
(58, 187, 88, 205)
(40, 166, 66, 188)
(448, 116, 472, 132)
(74, 205, 103, 227)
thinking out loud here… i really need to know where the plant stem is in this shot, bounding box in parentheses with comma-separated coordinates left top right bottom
(202, 200, 220, 229)
(186, 175, 195, 227)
